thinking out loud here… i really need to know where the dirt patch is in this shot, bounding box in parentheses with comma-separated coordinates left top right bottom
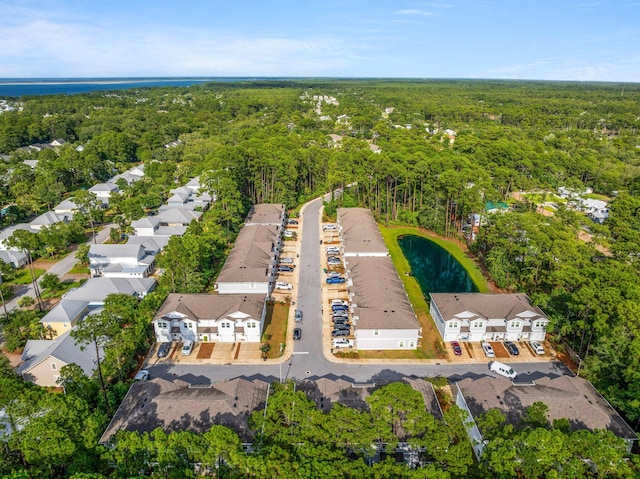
(463, 342, 474, 358)
(2, 349, 23, 367)
(490, 341, 510, 359)
(197, 342, 215, 359)
(233, 343, 241, 360)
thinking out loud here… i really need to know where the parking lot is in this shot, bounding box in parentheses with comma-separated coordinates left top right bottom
(445, 339, 552, 364)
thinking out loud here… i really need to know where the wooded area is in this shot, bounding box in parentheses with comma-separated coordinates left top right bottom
(0, 79, 639, 477)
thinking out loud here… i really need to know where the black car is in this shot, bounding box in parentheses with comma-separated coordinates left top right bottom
(293, 328, 302, 340)
(157, 342, 171, 358)
(504, 341, 520, 356)
(331, 329, 350, 337)
(333, 324, 351, 332)
(277, 265, 294, 273)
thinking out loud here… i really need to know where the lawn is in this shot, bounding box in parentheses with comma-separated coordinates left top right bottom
(41, 279, 86, 300)
(9, 268, 46, 285)
(67, 265, 90, 275)
(262, 301, 289, 358)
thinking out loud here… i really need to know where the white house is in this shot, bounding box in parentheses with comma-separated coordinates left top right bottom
(429, 293, 549, 342)
(152, 293, 266, 343)
(63, 277, 156, 306)
(88, 244, 155, 278)
(29, 211, 71, 231)
(88, 182, 119, 203)
(581, 198, 609, 224)
(53, 199, 79, 217)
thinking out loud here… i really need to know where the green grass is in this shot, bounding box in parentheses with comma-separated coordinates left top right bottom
(262, 301, 289, 358)
(41, 280, 86, 300)
(9, 268, 46, 285)
(67, 265, 90, 275)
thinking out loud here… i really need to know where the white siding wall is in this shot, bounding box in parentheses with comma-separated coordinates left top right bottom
(216, 282, 270, 295)
(355, 329, 419, 350)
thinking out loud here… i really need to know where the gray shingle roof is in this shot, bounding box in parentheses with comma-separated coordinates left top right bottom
(63, 277, 156, 303)
(338, 208, 388, 255)
(154, 293, 266, 322)
(39, 299, 89, 325)
(429, 293, 548, 322)
(216, 224, 278, 283)
(245, 204, 286, 225)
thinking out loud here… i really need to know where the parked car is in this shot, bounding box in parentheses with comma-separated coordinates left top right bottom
(489, 361, 517, 379)
(481, 341, 495, 358)
(331, 299, 349, 307)
(275, 281, 293, 290)
(332, 304, 348, 311)
(294, 310, 303, 322)
(293, 328, 302, 340)
(326, 247, 340, 255)
(181, 340, 193, 356)
(157, 342, 171, 358)
(333, 320, 351, 327)
(277, 265, 294, 273)
(322, 224, 337, 231)
(530, 341, 545, 355)
(287, 219, 298, 225)
(279, 257, 294, 264)
(331, 329, 350, 337)
(332, 338, 354, 349)
(504, 341, 520, 356)
(326, 276, 346, 284)
(133, 369, 149, 381)
(333, 323, 351, 331)
(332, 312, 349, 320)
(451, 341, 462, 356)
(283, 230, 294, 238)
(327, 271, 341, 278)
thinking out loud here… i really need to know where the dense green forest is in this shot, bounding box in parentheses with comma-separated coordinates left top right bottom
(1, 79, 639, 477)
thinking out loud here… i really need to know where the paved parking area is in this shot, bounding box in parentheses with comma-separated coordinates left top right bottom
(444, 339, 553, 364)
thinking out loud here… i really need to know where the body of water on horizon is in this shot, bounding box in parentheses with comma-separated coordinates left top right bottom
(0, 77, 257, 97)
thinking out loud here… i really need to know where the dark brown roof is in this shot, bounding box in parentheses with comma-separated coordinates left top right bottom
(456, 376, 637, 441)
(346, 256, 419, 330)
(100, 377, 269, 444)
(216, 224, 278, 283)
(154, 293, 265, 322)
(430, 293, 548, 322)
(245, 203, 286, 225)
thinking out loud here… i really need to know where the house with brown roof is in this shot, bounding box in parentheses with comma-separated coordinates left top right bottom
(152, 293, 266, 343)
(454, 376, 638, 458)
(338, 208, 389, 257)
(429, 293, 549, 342)
(99, 377, 270, 445)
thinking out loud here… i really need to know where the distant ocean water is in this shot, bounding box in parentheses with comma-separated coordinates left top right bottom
(0, 77, 253, 97)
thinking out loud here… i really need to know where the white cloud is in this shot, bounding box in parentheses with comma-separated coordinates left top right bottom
(394, 9, 434, 17)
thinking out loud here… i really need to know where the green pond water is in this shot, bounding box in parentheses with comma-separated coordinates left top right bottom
(398, 235, 479, 294)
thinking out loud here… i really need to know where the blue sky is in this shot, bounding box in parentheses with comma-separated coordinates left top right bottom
(1, 0, 639, 81)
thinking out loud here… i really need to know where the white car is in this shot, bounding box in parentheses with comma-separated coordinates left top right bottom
(322, 224, 337, 231)
(181, 340, 194, 356)
(332, 338, 355, 349)
(481, 341, 495, 358)
(279, 257, 294, 264)
(331, 299, 349, 307)
(275, 281, 293, 290)
(326, 247, 340, 254)
(283, 230, 294, 238)
(133, 369, 149, 381)
(490, 361, 517, 379)
(530, 341, 545, 355)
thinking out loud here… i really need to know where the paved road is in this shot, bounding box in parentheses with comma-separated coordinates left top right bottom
(147, 194, 574, 385)
(3, 223, 115, 313)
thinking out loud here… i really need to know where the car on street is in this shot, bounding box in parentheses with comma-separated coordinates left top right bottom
(133, 369, 149, 381)
(181, 340, 194, 356)
(331, 329, 350, 337)
(481, 341, 495, 358)
(326, 276, 346, 284)
(293, 328, 302, 340)
(157, 342, 171, 358)
(489, 361, 518, 379)
(504, 341, 520, 356)
(322, 224, 337, 231)
(451, 341, 462, 356)
(332, 338, 354, 349)
(295, 310, 303, 322)
(530, 341, 545, 355)
(277, 265, 294, 273)
(275, 281, 293, 290)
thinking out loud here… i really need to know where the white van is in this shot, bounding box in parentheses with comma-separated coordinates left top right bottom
(332, 338, 354, 349)
(489, 361, 517, 379)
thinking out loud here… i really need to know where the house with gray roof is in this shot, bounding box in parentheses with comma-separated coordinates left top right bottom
(0, 223, 32, 250)
(454, 376, 638, 458)
(429, 293, 549, 342)
(244, 203, 286, 227)
(88, 244, 155, 278)
(152, 293, 266, 343)
(0, 250, 27, 268)
(338, 208, 389, 257)
(53, 198, 79, 217)
(88, 182, 119, 203)
(40, 299, 89, 339)
(29, 211, 72, 231)
(125, 235, 170, 255)
(18, 330, 102, 387)
(346, 256, 421, 350)
(63, 277, 156, 305)
(99, 377, 270, 445)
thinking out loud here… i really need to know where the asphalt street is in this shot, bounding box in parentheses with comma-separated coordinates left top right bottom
(148, 195, 573, 386)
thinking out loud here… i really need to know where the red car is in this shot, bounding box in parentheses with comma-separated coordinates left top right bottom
(451, 341, 463, 356)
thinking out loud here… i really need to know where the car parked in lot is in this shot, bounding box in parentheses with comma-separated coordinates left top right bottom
(293, 328, 302, 340)
(326, 271, 341, 278)
(504, 341, 520, 356)
(283, 230, 294, 238)
(481, 341, 495, 358)
(279, 257, 294, 264)
(451, 341, 462, 356)
(322, 224, 337, 231)
(277, 265, 294, 273)
(326, 276, 346, 284)
(181, 340, 194, 356)
(287, 219, 298, 225)
(275, 281, 293, 290)
(134, 369, 150, 381)
(332, 338, 354, 349)
(331, 299, 349, 307)
(331, 329, 350, 337)
(326, 247, 340, 255)
(157, 342, 171, 358)
(327, 257, 341, 265)
(333, 322, 351, 330)
(333, 320, 351, 328)
(530, 341, 545, 355)
(332, 304, 348, 311)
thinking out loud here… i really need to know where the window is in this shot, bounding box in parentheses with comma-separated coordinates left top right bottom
(472, 321, 484, 329)
(534, 320, 546, 328)
(409, 341, 415, 348)
(51, 363, 57, 370)
(448, 321, 459, 329)
(246, 322, 256, 328)
(158, 321, 167, 328)
(221, 323, 230, 329)
(398, 341, 405, 348)
(373, 330, 380, 336)
(186, 322, 193, 329)
(510, 321, 521, 329)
